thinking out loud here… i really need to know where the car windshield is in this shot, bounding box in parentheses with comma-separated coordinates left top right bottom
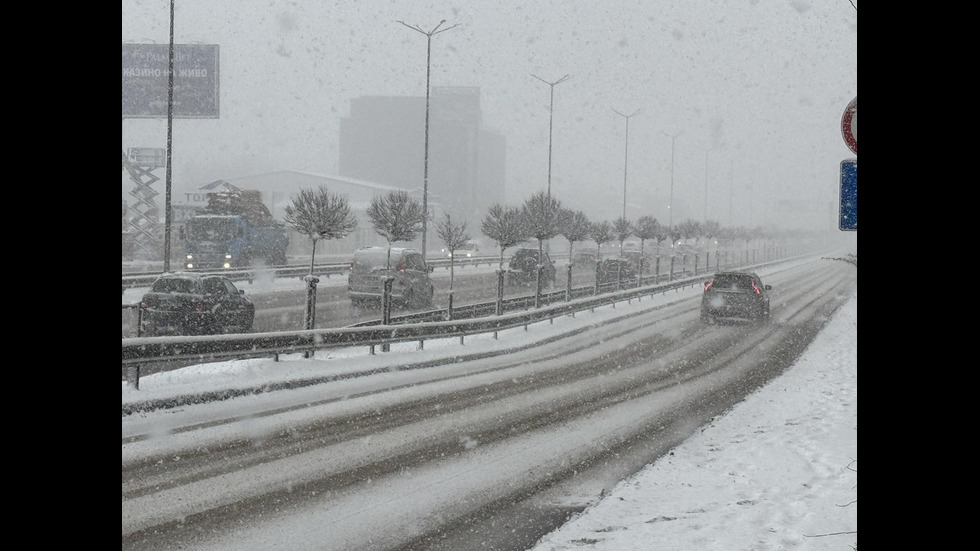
(151, 277, 199, 294)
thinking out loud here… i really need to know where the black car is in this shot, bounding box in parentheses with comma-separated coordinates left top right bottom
(700, 271, 772, 324)
(507, 247, 556, 287)
(596, 258, 639, 286)
(139, 272, 255, 336)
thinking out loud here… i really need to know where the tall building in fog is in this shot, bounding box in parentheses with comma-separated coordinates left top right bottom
(338, 86, 505, 224)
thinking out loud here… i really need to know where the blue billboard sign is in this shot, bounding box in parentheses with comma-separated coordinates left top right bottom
(839, 159, 857, 231)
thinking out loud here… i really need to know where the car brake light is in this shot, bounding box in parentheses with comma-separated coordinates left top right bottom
(704, 280, 714, 291)
(751, 281, 761, 294)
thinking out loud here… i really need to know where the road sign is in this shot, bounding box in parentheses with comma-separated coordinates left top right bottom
(841, 96, 857, 155)
(127, 147, 167, 168)
(839, 159, 857, 231)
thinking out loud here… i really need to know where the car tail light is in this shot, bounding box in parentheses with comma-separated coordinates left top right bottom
(704, 280, 714, 291)
(751, 281, 761, 294)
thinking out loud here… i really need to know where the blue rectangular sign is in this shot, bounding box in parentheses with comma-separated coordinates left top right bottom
(839, 159, 857, 231)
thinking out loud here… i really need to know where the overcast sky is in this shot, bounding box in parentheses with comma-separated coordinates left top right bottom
(121, 0, 857, 230)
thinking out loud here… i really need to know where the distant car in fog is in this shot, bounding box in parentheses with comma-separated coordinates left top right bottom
(507, 247, 556, 287)
(571, 250, 597, 268)
(348, 246, 434, 309)
(596, 258, 638, 286)
(443, 239, 480, 258)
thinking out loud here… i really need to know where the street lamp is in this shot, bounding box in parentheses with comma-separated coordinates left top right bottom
(530, 73, 570, 198)
(729, 159, 734, 226)
(704, 146, 716, 226)
(612, 108, 640, 221)
(397, 19, 458, 259)
(163, 0, 175, 272)
(662, 130, 683, 228)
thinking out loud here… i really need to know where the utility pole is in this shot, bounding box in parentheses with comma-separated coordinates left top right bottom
(397, 19, 458, 259)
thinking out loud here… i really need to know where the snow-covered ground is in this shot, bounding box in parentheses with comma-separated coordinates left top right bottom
(123, 257, 856, 549)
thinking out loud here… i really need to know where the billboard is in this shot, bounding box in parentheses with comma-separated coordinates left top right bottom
(122, 44, 219, 119)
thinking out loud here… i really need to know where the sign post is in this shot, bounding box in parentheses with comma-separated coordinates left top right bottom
(839, 97, 857, 231)
(839, 159, 857, 231)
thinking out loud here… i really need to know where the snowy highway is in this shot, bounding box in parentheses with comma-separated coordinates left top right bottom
(121, 254, 856, 550)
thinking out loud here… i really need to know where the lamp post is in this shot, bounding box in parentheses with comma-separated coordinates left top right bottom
(703, 146, 716, 226)
(162, 0, 176, 272)
(397, 19, 458, 259)
(729, 159, 734, 226)
(530, 73, 570, 198)
(612, 108, 640, 221)
(662, 130, 683, 228)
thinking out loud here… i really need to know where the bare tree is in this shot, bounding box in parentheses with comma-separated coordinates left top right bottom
(634, 215, 660, 272)
(436, 213, 470, 295)
(612, 216, 634, 254)
(481, 203, 527, 270)
(589, 220, 613, 260)
(559, 209, 591, 263)
(366, 190, 425, 270)
(520, 191, 564, 306)
(283, 186, 358, 274)
(520, 191, 564, 256)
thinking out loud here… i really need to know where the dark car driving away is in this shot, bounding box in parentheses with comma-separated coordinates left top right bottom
(507, 247, 556, 287)
(139, 272, 255, 336)
(700, 271, 772, 324)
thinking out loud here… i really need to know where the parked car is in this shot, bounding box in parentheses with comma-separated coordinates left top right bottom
(596, 258, 639, 286)
(139, 272, 255, 336)
(507, 247, 556, 287)
(700, 271, 772, 324)
(348, 246, 434, 309)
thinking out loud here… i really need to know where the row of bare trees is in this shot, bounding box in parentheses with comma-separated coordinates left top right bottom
(281, 186, 782, 305)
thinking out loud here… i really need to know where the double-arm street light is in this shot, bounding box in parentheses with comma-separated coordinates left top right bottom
(662, 130, 683, 228)
(530, 73, 570, 198)
(397, 19, 458, 259)
(612, 108, 640, 221)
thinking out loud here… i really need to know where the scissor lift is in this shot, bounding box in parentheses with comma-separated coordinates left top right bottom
(122, 150, 164, 258)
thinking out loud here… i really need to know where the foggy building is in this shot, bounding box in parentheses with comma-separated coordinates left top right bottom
(339, 86, 506, 223)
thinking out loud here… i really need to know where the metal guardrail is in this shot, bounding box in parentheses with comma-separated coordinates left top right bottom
(122, 271, 703, 371)
(122, 249, 797, 388)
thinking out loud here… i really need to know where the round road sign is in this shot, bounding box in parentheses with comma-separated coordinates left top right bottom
(841, 96, 857, 155)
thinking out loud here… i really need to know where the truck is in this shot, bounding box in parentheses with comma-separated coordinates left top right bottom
(181, 189, 289, 270)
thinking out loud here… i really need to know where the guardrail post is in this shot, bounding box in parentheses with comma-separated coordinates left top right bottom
(669, 256, 675, 281)
(494, 269, 504, 339)
(381, 276, 393, 353)
(534, 264, 543, 309)
(655, 256, 661, 284)
(565, 264, 572, 303)
(303, 275, 320, 358)
(126, 364, 140, 390)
